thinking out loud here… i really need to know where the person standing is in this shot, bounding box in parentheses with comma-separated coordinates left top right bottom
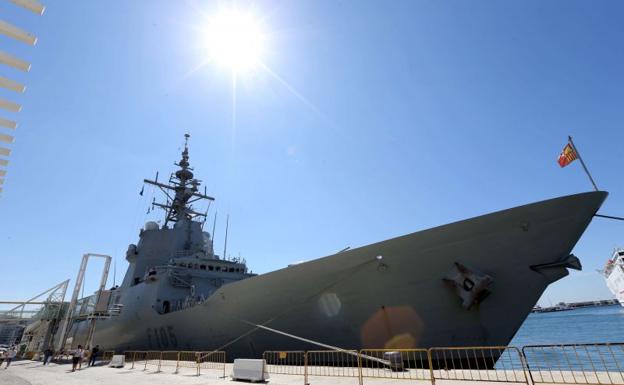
(5, 346, 17, 369)
(43, 348, 53, 365)
(71, 345, 84, 372)
(88, 345, 100, 367)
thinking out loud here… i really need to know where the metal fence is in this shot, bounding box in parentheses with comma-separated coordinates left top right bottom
(113, 342, 624, 385)
(429, 346, 528, 385)
(305, 349, 361, 383)
(198, 350, 226, 377)
(523, 343, 624, 385)
(178, 351, 201, 375)
(100, 350, 115, 364)
(360, 349, 432, 382)
(264, 350, 306, 375)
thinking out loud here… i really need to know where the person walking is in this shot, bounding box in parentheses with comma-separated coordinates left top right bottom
(71, 345, 84, 372)
(43, 348, 53, 365)
(5, 346, 17, 369)
(88, 345, 99, 367)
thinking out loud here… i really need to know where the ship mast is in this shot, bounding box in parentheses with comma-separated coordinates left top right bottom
(144, 134, 214, 226)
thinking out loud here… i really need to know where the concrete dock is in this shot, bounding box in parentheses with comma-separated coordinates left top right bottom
(0, 359, 422, 385)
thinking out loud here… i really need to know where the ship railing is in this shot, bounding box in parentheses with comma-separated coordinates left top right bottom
(522, 343, 624, 385)
(429, 346, 528, 385)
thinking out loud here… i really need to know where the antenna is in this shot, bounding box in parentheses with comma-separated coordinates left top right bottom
(211, 211, 218, 242)
(201, 201, 211, 230)
(223, 214, 230, 260)
(113, 258, 117, 287)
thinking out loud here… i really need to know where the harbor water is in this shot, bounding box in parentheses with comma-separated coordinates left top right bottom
(508, 304, 624, 371)
(512, 304, 624, 346)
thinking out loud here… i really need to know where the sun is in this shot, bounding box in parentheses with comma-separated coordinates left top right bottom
(202, 9, 265, 73)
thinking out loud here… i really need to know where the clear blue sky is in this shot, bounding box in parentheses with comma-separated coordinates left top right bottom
(0, 1, 623, 306)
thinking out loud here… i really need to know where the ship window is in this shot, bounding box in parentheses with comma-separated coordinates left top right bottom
(229, 268, 234, 272)
(194, 264, 199, 269)
(209, 265, 214, 271)
(200, 265, 206, 270)
(216, 266, 221, 272)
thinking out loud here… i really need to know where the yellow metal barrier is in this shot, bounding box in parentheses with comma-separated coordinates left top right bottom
(101, 350, 115, 363)
(144, 351, 162, 372)
(178, 351, 201, 376)
(429, 346, 528, 385)
(523, 343, 624, 385)
(130, 351, 147, 369)
(359, 349, 432, 382)
(198, 350, 226, 378)
(305, 350, 361, 384)
(159, 351, 179, 373)
(263, 351, 306, 375)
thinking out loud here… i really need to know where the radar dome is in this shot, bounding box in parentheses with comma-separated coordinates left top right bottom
(144, 221, 159, 231)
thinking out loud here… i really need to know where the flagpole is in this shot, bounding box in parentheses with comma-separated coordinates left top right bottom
(568, 135, 599, 191)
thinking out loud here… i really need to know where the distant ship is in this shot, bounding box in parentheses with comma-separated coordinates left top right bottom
(67, 135, 607, 360)
(602, 249, 624, 306)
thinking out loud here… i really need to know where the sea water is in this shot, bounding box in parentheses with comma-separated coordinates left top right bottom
(506, 304, 624, 371)
(511, 304, 624, 346)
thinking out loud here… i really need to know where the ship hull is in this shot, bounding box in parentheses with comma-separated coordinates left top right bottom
(72, 191, 607, 358)
(605, 264, 624, 307)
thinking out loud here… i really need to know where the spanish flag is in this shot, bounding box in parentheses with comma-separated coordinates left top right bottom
(558, 143, 578, 168)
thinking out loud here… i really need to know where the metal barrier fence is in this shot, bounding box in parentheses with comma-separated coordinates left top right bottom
(144, 351, 162, 371)
(198, 350, 226, 378)
(263, 350, 306, 375)
(178, 351, 201, 375)
(101, 350, 115, 364)
(429, 346, 528, 385)
(116, 343, 624, 384)
(360, 349, 432, 382)
(159, 351, 179, 372)
(305, 350, 361, 383)
(523, 343, 624, 385)
(130, 351, 147, 369)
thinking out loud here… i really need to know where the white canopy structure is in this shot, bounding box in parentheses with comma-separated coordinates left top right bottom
(0, 0, 46, 196)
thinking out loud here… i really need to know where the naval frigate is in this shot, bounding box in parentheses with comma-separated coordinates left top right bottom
(68, 135, 607, 359)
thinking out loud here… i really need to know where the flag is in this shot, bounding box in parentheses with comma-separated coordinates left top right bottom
(558, 143, 578, 168)
(139, 185, 144, 196)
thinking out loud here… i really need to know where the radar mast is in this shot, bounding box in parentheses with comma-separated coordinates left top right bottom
(143, 134, 214, 226)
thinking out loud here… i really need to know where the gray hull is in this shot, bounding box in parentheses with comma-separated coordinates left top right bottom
(73, 191, 606, 358)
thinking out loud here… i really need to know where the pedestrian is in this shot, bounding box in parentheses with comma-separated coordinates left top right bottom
(88, 345, 100, 367)
(43, 348, 53, 365)
(0, 350, 5, 367)
(71, 345, 84, 372)
(81, 346, 89, 370)
(5, 346, 17, 369)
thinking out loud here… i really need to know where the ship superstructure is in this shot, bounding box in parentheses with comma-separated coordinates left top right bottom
(603, 249, 624, 306)
(66, 136, 608, 360)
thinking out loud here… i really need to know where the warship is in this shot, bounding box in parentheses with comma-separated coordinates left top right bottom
(67, 135, 607, 359)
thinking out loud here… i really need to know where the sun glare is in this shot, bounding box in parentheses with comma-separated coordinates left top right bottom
(202, 9, 265, 73)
